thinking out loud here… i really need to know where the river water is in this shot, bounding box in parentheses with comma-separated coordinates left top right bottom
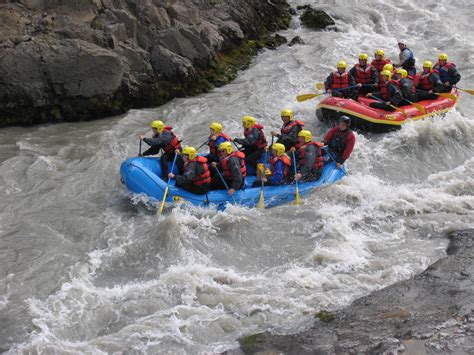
(1, 0, 474, 353)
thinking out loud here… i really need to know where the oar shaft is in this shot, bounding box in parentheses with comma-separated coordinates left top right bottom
(323, 147, 347, 176)
(214, 167, 237, 204)
(160, 153, 179, 214)
(292, 151, 301, 205)
(139, 139, 142, 156)
(197, 139, 210, 151)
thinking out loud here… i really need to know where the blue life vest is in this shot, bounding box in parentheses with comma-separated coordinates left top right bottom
(434, 62, 455, 84)
(400, 48, 415, 70)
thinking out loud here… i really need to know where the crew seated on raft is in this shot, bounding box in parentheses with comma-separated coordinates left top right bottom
(252, 143, 292, 187)
(210, 142, 246, 197)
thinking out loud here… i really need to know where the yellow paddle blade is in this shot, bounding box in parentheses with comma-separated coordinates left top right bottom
(437, 92, 458, 100)
(294, 186, 301, 206)
(160, 186, 169, 214)
(412, 102, 426, 114)
(296, 93, 324, 102)
(394, 106, 407, 116)
(458, 88, 474, 95)
(315, 82, 325, 90)
(257, 190, 265, 209)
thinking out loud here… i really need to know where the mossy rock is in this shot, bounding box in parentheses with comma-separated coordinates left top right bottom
(300, 8, 335, 29)
(315, 310, 336, 323)
(239, 333, 266, 353)
(90, 16, 103, 30)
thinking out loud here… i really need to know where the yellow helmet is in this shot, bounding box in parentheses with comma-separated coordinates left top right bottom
(438, 53, 448, 61)
(182, 146, 197, 160)
(374, 49, 385, 58)
(150, 120, 164, 133)
(210, 122, 222, 134)
(337, 60, 347, 69)
(396, 68, 408, 78)
(280, 108, 293, 120)
(423, 60, 433, 70)
(383, 63, 393, 72)
(381, 70, 392, 80)
(218, 141, 233, 154)
(298, 130, 312, 143)
(272, 143, 286, 157)
(242, 115, 256, 128)
(359, 53, 369, 61)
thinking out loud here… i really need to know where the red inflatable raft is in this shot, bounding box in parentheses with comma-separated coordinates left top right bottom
(316, 89, 459, 133)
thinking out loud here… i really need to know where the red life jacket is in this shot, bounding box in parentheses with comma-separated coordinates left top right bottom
(187, 156, 211, 186)
(161, 126, 182, 153)
(416, 69, 439, 91)
(281, 120, 304, 135)
(270, 154, 291, 177)
(353, 64, 373, 84)
(331, 71, 350, 89)
(371, 58, 391, 73)
(221, 151, 246, 178)
(299, 142, 324, 170)
(244, 123, 267, 149)
(208, 132, 231, 156)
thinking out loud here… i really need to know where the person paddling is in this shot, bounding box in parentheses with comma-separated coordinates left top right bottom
(392, 68, 417, 104)
(206, 122, 231, 164)
(415, 60, 444, 100)
(371, 49, 391, 73)
(290, 130, 324, 182)
(139, 120, 184, 178)
(168, 146, 211, 195)
(367, 70, 404, 111)
(271, 108, 304, 151)
(349, 53, 379, 96)
(323, 116, 356, 168)
(324, 60, 357, 99)
(231, 116, 267, 169)
(252, 143, 292, 187)
(433, 53, 461, 93)
(210, 142, 246, 196)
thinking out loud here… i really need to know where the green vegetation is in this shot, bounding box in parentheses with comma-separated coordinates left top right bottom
(315, 311, 336, 323)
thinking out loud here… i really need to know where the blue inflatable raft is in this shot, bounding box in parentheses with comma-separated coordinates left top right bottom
(120, 153, 346, 209)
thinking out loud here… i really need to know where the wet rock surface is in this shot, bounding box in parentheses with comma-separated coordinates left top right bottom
(300, 6, 335, 30)
(0, 0, 290, 126)
(234, 229, 474, 354)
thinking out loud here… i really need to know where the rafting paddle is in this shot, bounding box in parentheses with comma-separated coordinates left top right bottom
(214, 166, 237, 204)
(367, 94, 408, 115)
(455, 87, 474, 95)
(291, 151, 301, 206)
(296, 85, 360, 102)
(415, 89, 457, 100)
(405, 100, 426, 114)
(160, 152, 178, 214)
(257, 148, 268, 209)
(196, 139, 210, 151)
(138, 139, 142, 156)
(323, 146, 347, 176)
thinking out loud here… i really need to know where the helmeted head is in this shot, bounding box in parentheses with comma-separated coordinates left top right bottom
(339, 116, 351, 130)
(182, 146, 197, 161)
(151, 120, 164, 133)
(337, 60, 347, 72)
(218, 141, 233, 156)
(271, 143, 286, 157)
(423, 60, 433, 72)
(374, 49, 385, 60)
(395, 68, 408, 79)
(280, 108, 293, 123)
(398, 39, 407, 50)
(438, 53, 448, 64)
(359, 53, 369, 65)
(381, 69, 392, 81)
(242, 115, 256, 129)
(298, 130, 312, 144)
(210, 122, 222, 135)
(383, 63, 394, 72)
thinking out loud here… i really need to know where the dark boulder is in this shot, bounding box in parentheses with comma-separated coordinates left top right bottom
(288, 36, 304, 47)
(300, 7, 335, 29)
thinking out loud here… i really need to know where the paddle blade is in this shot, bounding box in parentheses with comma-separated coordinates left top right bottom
(315, 82, 325, 91)
(458, 88, 474, 95)
(412, 102, 426, 114)
(296, 93, 323, 102)
(395, 107, 407, 116)
(160, 186, 169, 214)
(257, 190, 265, 209)
(437, 92, 458, 100)
(294, 186, 301, 206)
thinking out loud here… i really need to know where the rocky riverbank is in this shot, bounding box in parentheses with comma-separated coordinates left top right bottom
(0, 0, 292, 126)
(234, 229, 474, 354)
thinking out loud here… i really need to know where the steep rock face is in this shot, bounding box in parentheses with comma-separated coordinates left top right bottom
(0, 0, 290, 126)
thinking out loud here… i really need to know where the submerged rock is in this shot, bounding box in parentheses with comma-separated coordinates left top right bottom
(0, 0, 291, 126)
(288, 36, 304, 47)
(300, 7, 335, 30)
(235, 229, 474, 354)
